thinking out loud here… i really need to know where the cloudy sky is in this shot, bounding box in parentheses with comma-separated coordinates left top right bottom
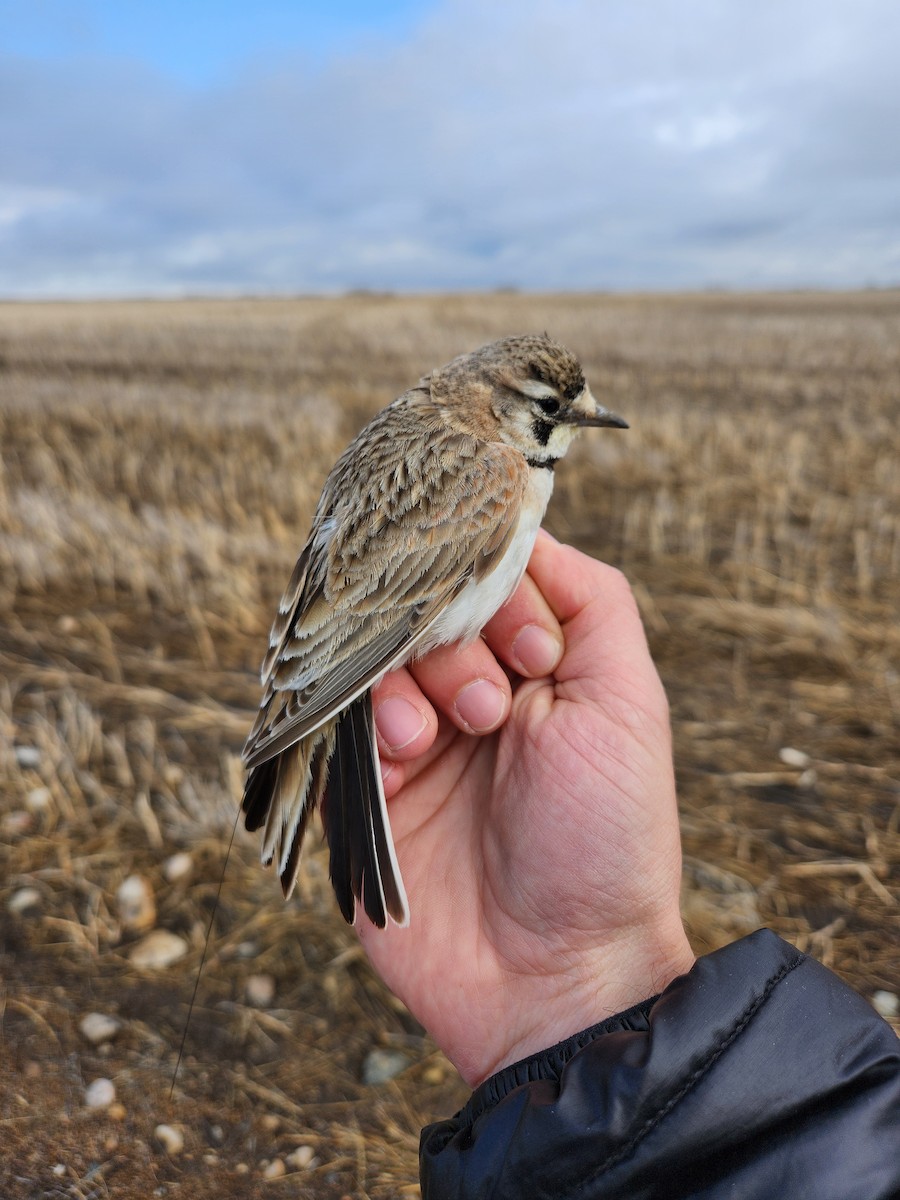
(2, 0, 899, 296)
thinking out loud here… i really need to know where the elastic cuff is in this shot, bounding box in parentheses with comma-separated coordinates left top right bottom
(455, 993, 658, 1130)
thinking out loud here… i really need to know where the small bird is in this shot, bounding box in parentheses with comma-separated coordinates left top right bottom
(241, 334, 627, 928)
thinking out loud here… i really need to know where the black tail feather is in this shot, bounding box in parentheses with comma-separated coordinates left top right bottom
(326, 694, 407, 928)
(242, 757, 279, 835)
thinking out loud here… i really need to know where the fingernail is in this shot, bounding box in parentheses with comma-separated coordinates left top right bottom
(375, 697, 427, 751)
(511, 625, 562, 677)
(454, 678, 506, 733)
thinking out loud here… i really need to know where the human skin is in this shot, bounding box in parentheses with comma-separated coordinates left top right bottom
(361, 531, 695, 1087)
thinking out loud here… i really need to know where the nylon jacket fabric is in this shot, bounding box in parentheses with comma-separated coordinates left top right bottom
(420, 929, 900, 1199)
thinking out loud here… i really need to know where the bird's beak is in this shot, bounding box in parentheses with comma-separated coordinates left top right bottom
(573, 409, 629, 429)
(567, 387, 629, 429)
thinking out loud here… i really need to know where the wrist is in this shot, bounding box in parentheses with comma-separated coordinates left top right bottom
(465, 922, 695, 1087)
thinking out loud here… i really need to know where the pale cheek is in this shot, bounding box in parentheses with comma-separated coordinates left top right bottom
(548, 424, 577, 456)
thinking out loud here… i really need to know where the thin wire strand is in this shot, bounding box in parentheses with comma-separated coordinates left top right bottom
(169, 803, 242, 1100)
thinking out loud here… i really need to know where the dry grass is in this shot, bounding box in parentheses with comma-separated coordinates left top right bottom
(1, 291, 898, 1198)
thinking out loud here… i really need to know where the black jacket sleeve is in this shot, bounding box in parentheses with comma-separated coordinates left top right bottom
(420, 929, 900, 1199)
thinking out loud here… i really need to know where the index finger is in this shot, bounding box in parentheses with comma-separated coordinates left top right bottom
(526, 533, 667, 718)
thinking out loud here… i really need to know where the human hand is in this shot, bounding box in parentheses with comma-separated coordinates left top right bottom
(362, 532, 694, 1086)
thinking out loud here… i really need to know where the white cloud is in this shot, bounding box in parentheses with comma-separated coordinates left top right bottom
(0, 184, 81, 227)
(655, 108, 757, 152)
(1, 0, 899, 295)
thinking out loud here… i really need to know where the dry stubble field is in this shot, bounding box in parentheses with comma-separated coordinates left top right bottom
(1, 292, 898, 1198)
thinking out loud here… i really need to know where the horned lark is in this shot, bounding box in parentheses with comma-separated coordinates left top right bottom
(242, 334, 627, 928)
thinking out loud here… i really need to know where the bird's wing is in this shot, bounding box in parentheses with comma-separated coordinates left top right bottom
(242, 427, 529, 769)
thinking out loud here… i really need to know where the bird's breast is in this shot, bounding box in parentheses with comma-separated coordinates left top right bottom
(419, 466, 554, 652)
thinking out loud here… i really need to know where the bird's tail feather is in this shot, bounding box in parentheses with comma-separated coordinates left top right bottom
(326, 694, 409, 929)
(242, 756, 279, 834)
(241, 726, 334, 900)
(241, 696, 408, 927)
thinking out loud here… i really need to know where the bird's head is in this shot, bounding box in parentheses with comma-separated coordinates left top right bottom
(434, 334, 627, 463)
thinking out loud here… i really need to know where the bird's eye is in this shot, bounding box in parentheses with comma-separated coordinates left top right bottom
(536, 396, 560, 415)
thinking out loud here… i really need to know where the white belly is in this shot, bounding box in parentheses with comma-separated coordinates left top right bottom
(418, 467, 553, 652)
